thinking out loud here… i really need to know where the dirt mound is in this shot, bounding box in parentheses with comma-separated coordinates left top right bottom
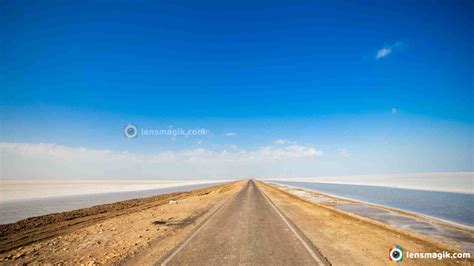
(0, 192, 183, 237)
(0, 182, 236, 253)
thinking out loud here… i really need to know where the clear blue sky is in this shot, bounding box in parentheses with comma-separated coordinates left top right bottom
(0, 0, 472, 178)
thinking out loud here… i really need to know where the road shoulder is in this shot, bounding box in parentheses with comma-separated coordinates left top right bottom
(257, 181, 472, 265)
(0, 181, 245, 265)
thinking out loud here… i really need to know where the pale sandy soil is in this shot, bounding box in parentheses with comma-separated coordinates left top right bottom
(1, 180, 472, 265)
(0, 181, 245, 265)
(258, 181, 473, 265)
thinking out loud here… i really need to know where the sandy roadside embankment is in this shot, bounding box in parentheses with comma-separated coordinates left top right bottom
(257, 181, 473, 265)
(1, 179, 471, 265)
(0, 181, 245, 265)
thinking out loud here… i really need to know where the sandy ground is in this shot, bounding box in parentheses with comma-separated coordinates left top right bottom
(258, 181, 473, 265)
(0, 179, 472, 265)
(0, 181, 244, 265)
(268, 181, 474, 253)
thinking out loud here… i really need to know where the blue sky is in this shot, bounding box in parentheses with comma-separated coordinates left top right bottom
(0, 0, 472, 179)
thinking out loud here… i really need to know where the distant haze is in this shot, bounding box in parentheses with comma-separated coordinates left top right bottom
(0, 179, 233, 203)
(1, 143, 473, 187)
(269, 172, 473, 194)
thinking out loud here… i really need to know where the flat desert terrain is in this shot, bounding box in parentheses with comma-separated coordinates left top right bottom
(0, 180, 472, 265)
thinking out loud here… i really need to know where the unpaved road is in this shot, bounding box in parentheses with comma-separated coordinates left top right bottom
(161, 180, 328, 265)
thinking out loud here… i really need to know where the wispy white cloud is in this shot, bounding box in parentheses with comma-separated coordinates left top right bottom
(375, 42, 404, 59)
(0, 142, 323, 179)
(376, 48, 392, 59)
(336, 148, 350, 157)
(275, 139, 298, 145)
(244, 145, 322, 161)
(224, 132, 237, 137)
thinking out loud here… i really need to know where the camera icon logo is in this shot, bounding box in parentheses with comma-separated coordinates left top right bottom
(389, 245, 404, 262)
(124, 124, 138, 139)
